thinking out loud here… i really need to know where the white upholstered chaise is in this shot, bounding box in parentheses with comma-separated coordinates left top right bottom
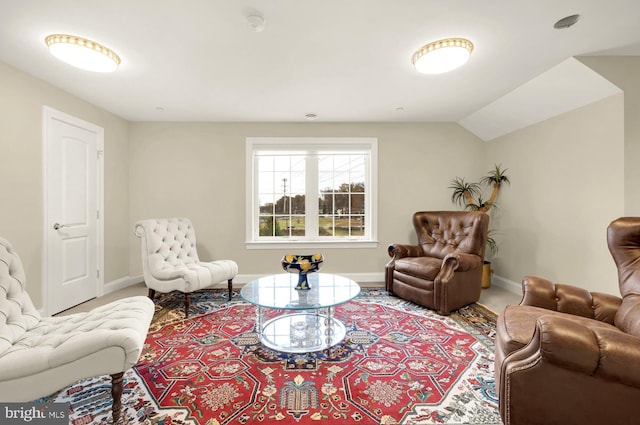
(135, 217, 238, 317)
(0, 237, 154, 423)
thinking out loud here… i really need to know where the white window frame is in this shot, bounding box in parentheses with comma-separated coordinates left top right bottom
(246, 137, 378, 249)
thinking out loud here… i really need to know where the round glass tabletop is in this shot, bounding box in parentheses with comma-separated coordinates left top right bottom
(240, 273, 361, 310)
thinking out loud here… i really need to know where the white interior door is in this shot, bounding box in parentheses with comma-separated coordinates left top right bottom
(44, 107, 103, 315)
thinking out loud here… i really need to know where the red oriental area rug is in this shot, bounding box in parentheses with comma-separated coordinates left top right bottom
(46, 289, 501, 424)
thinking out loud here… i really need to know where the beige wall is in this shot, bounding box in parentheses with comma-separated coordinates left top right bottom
(128, 122, 485, 278)
(1, 56, 632, 310)
(578, 56, 640, 217)
(0, 61, 130, 308)
(485, 93, 625, 293)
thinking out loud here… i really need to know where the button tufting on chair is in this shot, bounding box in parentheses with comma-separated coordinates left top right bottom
(135, 217, 238, 317)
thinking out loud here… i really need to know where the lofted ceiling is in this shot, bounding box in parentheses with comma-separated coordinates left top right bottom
(0, 1, 639, 130)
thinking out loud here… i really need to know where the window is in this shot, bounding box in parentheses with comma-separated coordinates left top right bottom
(246, 138, 377, 248)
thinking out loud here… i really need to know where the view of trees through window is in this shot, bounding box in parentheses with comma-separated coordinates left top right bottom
(258, 153, 366, 238)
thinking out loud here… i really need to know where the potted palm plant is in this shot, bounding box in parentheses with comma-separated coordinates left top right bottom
(449, 164, 509, 288)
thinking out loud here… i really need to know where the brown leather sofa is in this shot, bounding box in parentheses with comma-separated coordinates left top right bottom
(495, 217, 640, 425)
(385, 211, 489, 315)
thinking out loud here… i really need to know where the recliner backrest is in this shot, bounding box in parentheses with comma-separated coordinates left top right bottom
(413, 211, 489, 260)
(608, 217, 640, 337)
(0, 238, 40, 356)
(135, 218, 201, 273)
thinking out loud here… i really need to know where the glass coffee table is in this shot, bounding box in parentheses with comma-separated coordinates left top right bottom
(240, 273, 361, 353)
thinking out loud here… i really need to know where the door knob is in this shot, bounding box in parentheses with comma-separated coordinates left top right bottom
(53, 223, 69, 230)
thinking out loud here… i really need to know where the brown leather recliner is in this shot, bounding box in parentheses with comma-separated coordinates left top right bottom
(385, 211, 489, 315)
(495, 217, 640, 425)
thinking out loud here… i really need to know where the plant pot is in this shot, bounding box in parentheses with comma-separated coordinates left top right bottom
(481, 261, 493, 289)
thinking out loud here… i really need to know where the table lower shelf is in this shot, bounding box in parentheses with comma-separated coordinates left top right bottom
(258, 312, 347, 353)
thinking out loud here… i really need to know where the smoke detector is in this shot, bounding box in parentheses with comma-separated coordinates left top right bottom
(247, 15, 266, 32)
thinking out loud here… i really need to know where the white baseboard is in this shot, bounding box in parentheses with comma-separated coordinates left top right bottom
(492, 274, 522, 295)
(103, 275, 144, 295)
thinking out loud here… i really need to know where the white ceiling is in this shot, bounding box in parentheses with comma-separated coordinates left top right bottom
(1, 1, 639, 129)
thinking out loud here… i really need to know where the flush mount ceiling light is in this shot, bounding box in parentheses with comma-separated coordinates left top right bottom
(412, 38, 473, 74)
(45, 34, 121, 72)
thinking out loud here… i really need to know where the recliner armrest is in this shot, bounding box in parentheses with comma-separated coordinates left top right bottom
(435, 252, 483, 284)
(520, 276, 621, 325)
(530, 315, 640, 388)
(387, 243, 423, 260)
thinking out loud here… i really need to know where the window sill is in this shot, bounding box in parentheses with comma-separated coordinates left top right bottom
(246, 240, 379, 250)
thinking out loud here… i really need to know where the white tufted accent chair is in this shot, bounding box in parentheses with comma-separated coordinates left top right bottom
(0, 237, 154, 423)
(135, 217, 238, 317)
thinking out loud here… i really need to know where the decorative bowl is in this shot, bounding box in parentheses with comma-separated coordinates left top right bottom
(281, 253, 324, 290)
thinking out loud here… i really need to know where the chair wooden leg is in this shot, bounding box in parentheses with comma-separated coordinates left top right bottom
(148, 288, 156, 299)
(111, 372, 124, 423)
(228, 279, 233, 301)
(184, 293, 190, 318)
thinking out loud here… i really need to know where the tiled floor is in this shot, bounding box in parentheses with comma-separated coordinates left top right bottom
(57, 280, 522, 316)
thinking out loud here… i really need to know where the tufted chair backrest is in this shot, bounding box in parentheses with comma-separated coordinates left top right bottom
(607, 217, 640, 337)
(0, 238, 41, 356)
(413, 211, 489, 260)
(135, 218, 201, 274)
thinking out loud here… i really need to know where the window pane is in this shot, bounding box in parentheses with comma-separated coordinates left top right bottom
(275, 196, 288, 214)
(289, 171, 305, 194)
(290, 156, 306, 172)
(334, 193, 349, 214)
(290, 215, 306, 236)
(259, 216, 274, 236)
(273, 156, 291, 170)
(350, 217, 365, 236)
(318, 193, 333, 215)
(290, 194, 305, 214)
(258, 172, 274, 193)
(257, 156, 274, 172)
(351, 193, 365, 214)
(334, 216, 349, 236)
(319, 215, 334, 236)
(318, 172, 333, 192)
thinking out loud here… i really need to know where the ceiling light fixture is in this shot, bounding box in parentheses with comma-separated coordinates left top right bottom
(45, 34, 121, 72)
(412, 38, 473, 74)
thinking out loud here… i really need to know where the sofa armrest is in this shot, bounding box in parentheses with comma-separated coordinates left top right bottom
(533, 315, 640, 388)
(520, 276, 621, 325)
